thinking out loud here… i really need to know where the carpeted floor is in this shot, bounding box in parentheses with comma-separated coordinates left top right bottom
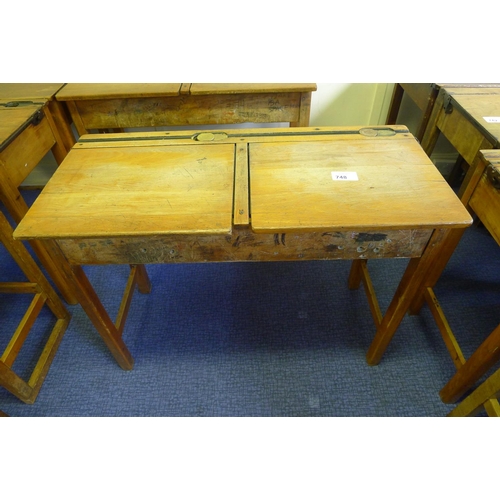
(1, 191, 499, 417)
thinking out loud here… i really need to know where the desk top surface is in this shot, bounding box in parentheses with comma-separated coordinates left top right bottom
(15, 126, 472, 240)
(55, 83, 317, 101)
(479, 149, 500, 170)
(0, 83, 65, 101)
(446, 89, 500, 145)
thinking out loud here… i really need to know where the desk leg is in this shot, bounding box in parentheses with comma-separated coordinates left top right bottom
(440, 323, 500, 404)
(408, 227, 466, 315)
(45, 241, 148, 370)
(46, 100, 76, 163)
(0, 172, 78, 305)
(366, 228, 456, 365)
(291, 92, 312, 127)
(64, 100, 89, 137)
(420, 89, 445, 157)
(385, 84, 404, 125)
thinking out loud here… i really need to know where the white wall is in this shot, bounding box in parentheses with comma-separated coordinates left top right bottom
(310, 83, 394, 126)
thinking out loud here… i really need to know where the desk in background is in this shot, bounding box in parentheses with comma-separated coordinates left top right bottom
(386, 83, 500, 144)
(14, 125, 472, 372)
(55, 83, 317, 136)
(0, 83, 75, 163)
(438, 150, 500, 411)
(0, 99, 77, 304)
(418, 87, 500, 199)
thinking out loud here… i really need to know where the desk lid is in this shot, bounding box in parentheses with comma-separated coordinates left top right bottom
(0, 83, 64, 100)
(187, 83, 317, 95)
(14, 126, 472, 241)
(248, 131, 472, 233)
(55, 83, 183, 100)
(448, 90, 500, 146)
(15, 141, 235, 239)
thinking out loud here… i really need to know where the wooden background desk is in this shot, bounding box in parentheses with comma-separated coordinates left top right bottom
(439, 150, 500, 409)
(14, 126, 472, 371)
(0, 100, 77, 304)
(55, 83, 317, 136)
(0, 83, 75, 163)
(420, 87, 500, 198)
(386, 83, 500, 143)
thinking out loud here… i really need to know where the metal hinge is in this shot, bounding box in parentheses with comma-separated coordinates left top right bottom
(443, 95, 453, 114)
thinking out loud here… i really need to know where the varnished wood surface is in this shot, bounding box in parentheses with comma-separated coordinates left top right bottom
(249, 137, 470, 233)
(448, 367, 500, 417)
(0, 211, 70, 404)
(469, 151, 500, 245)
(55, 83, 183, 100)
(448, 90, 500, 147)
(0, 105, 46, 148)
(16, 142, 235, 238)
(0, 83, 65, 101)
(55, 83, 317, 100)
(188, 83, 317, 95)
(15, 126, 472, 243)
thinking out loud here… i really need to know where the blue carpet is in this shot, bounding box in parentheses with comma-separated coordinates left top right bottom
(1, 192, 499, 416)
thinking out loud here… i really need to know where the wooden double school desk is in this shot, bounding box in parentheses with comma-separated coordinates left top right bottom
(55, 83, 317, 135)
(14, 125, 472, 372)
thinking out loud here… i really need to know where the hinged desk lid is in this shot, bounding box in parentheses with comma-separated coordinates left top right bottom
(0, 83, 64, 100)
(249, 133, 472, 233)
(188, 83, 317, 95)
(445, 88, 500, 146)
(15, 141, 235, 239)
(55, 84, 183, 101)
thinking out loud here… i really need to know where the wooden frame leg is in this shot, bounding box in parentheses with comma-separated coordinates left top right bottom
(42, 241, 152, 370)
(448, 367, 500, 417)
(440, 323, 500, 404)
(366, 228, 457, 365)
(0, 169, 78, 305)
(385, 84, 404, 125)
(1, 211, 70, 404)
(420, 88, 445, 157)
(408, 227, 467, 316)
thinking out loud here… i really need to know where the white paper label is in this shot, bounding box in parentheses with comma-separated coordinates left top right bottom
(483, 117, 500, 123)
(331, 171, 358, 181)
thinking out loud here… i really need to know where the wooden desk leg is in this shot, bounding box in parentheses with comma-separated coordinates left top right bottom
(46, 100, 76, 162)
(44, 241, 141, 370)
(135, 264, 152, 293)
(366, 228, 455, 365)
(385, 84, 404, 125)
(447, 367, 500, 416)
(440, 323, 500, 404)
(291, 92, 312, 127)
(420, 89, 445, 157)
(64, 100, 88, 137)
(347, 259, 363, 289)
(458, 154, 487, 206)
(0, 172, 78, 305)
(408, 227, 467, 316)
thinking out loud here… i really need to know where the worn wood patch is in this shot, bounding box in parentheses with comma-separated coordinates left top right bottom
(58, 228, 433, 265)
(75, 93, 302, 130)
